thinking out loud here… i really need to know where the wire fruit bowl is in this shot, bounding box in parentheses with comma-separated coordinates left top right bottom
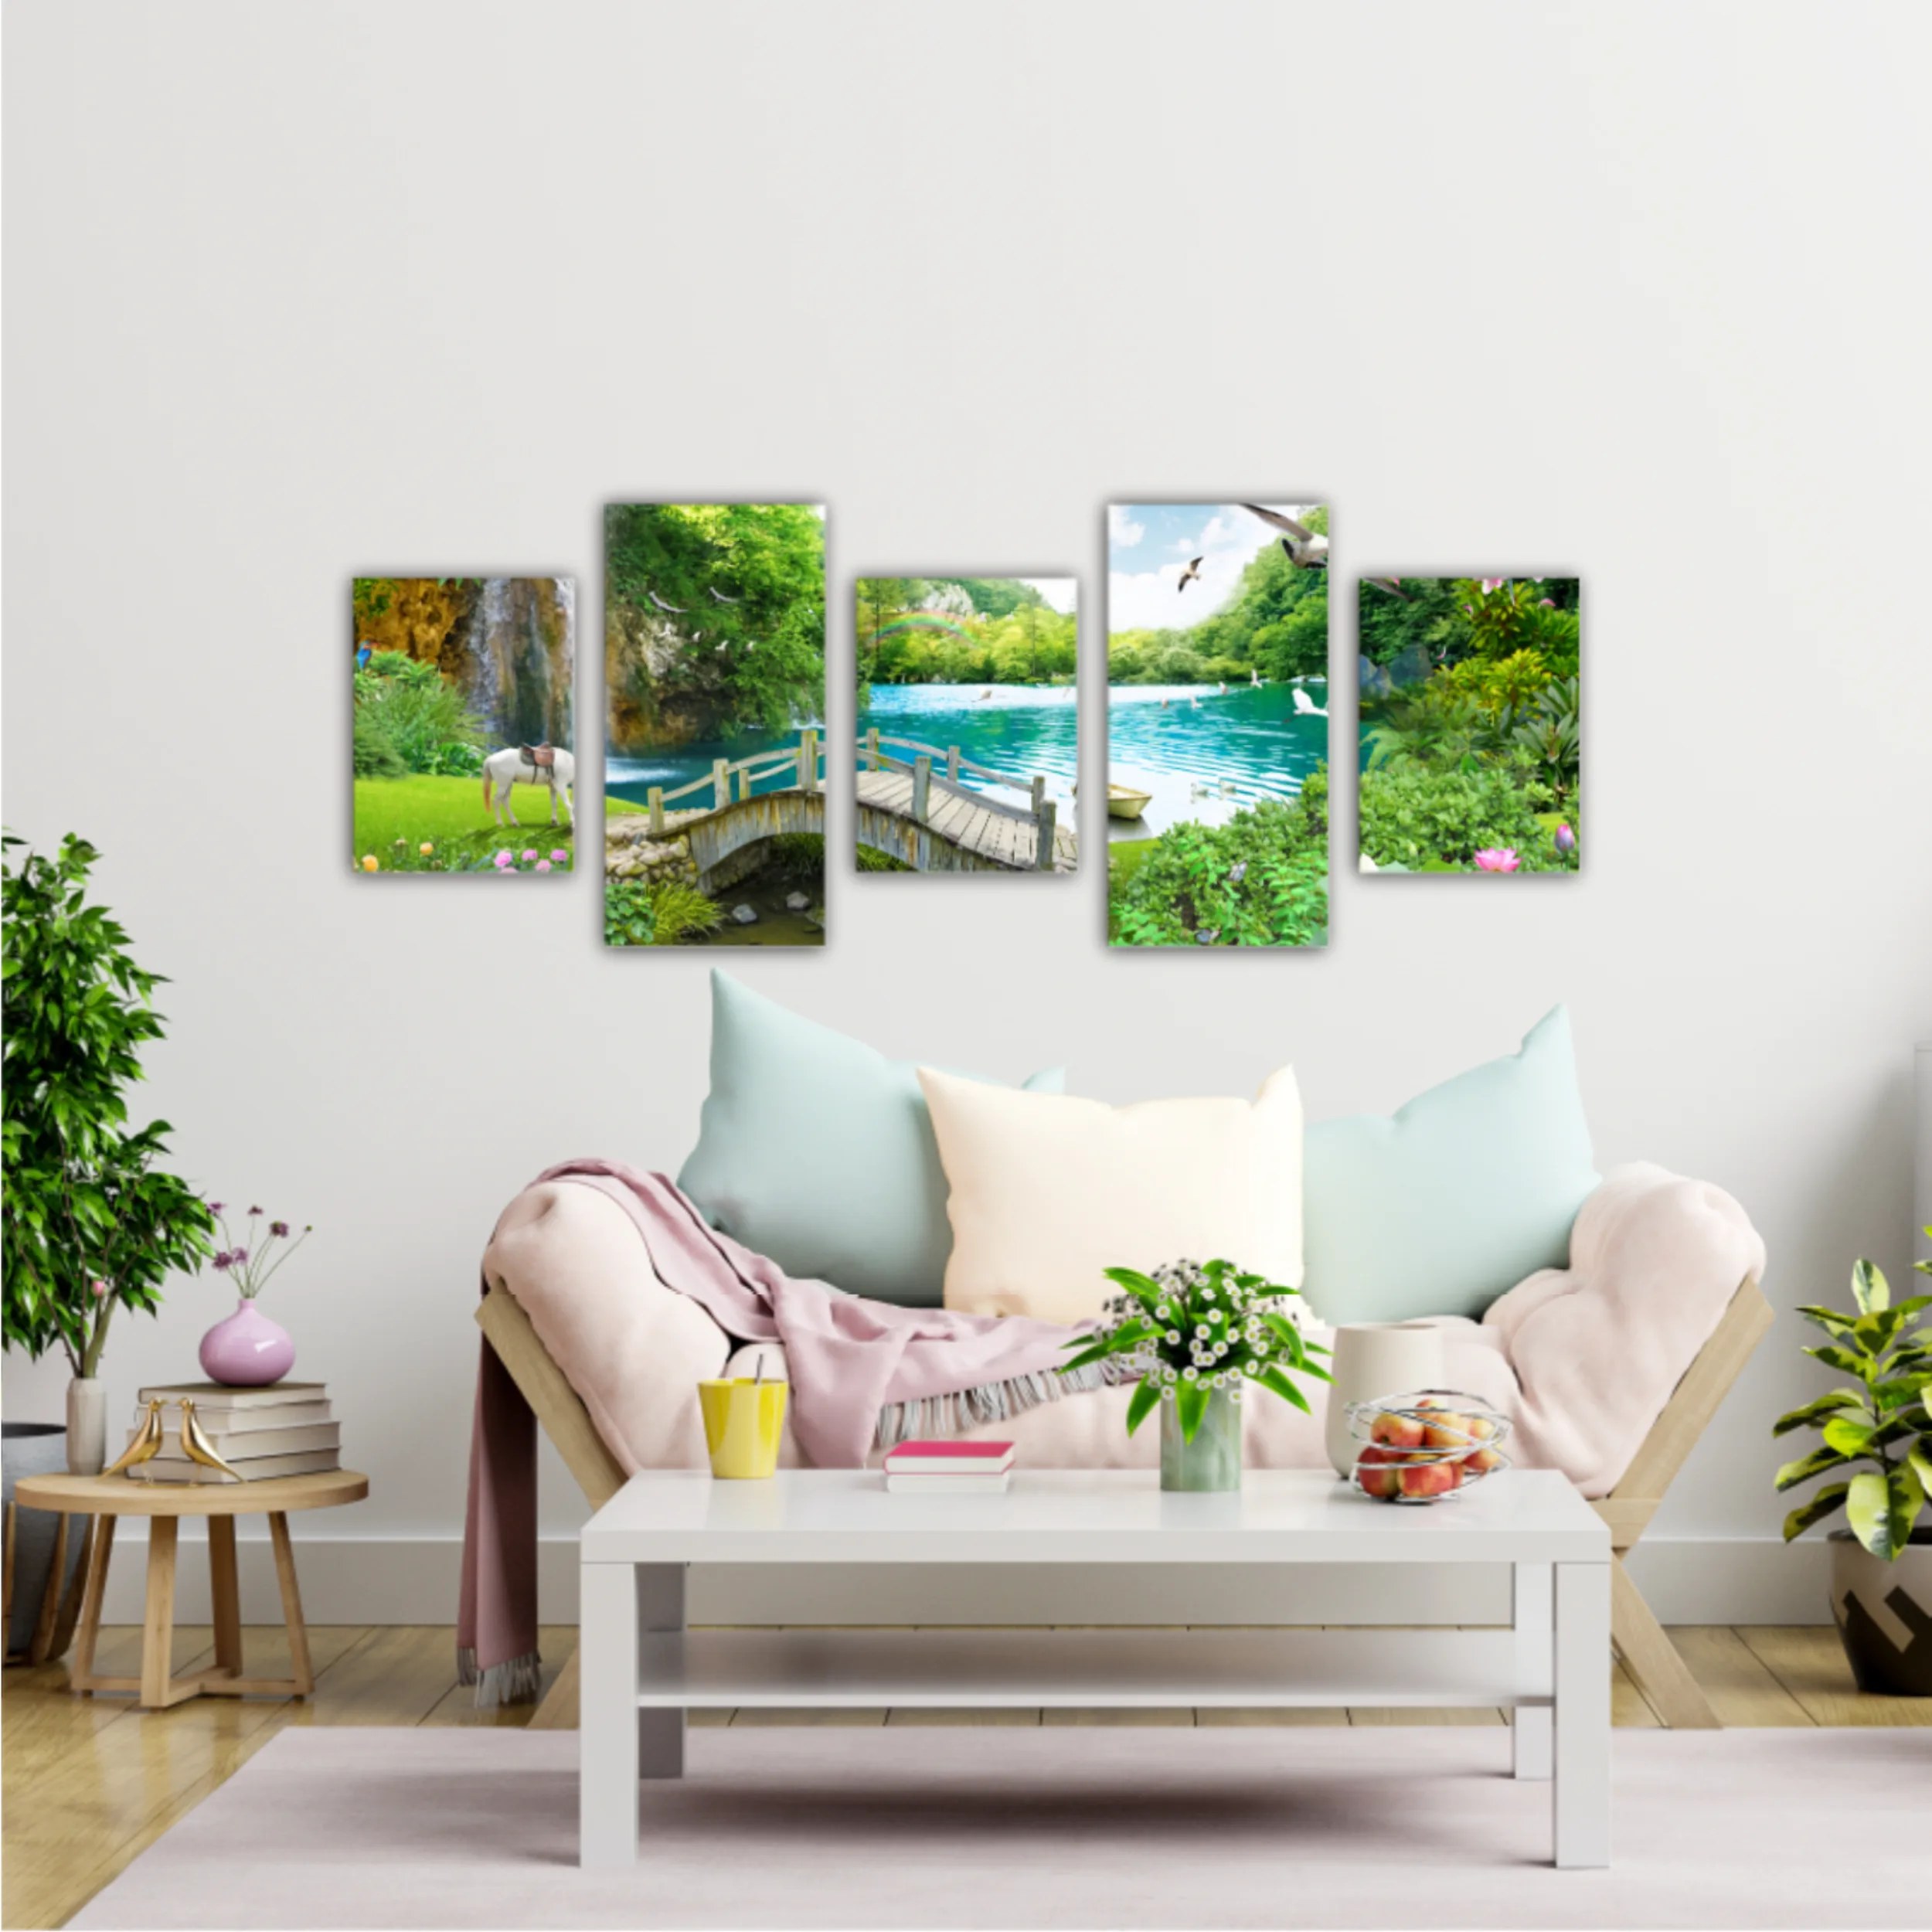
(1345, 1389, 1513, 1504)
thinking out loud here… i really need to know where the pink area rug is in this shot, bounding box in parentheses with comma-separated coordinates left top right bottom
(73, 1724, 1928, 1930)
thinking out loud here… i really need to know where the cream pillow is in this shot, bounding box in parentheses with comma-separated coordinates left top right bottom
(918, 1064, 1304, 1323)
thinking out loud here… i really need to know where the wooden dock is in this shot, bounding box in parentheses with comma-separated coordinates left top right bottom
(618, 728, 1077, 876)
(856, 767, 1077, 871)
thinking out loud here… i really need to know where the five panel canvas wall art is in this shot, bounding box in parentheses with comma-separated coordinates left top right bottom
(603, 504, 828, 947)
(1105, 504, 1331, 947)
(853, 577, 1079, 875)
(1355, 576, 1581, 874)
(352, 577, 576, 875)
(347, 517, 1586, 932)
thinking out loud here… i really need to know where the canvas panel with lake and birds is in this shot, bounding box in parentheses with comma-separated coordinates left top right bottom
(1105, 504, 1331, 948)
(352, 577, 576, 877)
(853, 577, 1079, 876)
(1355, 576, 1581, 875)
(603, 504, 828, 947)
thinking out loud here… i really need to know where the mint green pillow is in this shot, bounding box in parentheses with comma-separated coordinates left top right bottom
(1302, 1008, 1598, 1324)
(678, 972, 1065, 1306)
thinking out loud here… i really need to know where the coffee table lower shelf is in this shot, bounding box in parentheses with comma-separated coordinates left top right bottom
(634, 1627, 1544, 1710)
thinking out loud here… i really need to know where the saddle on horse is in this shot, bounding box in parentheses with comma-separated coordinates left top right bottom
(519, 743, 557, 773)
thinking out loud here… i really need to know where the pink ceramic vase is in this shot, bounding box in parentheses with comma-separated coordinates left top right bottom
(199, 1298, 295, 1386)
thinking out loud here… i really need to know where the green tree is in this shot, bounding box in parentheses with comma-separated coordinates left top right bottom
(606, 504, 826, 736)
(2, 835, 215, 1378)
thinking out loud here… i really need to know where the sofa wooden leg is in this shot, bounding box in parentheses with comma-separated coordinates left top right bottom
(1611, 1554, 1719, 1728)
(529, 1643, 580, 1730)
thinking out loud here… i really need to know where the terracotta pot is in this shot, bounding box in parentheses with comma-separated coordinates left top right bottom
(1828, 1526, 1932, 1696)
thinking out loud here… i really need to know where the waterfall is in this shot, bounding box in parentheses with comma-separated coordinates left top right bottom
(452, 577, 573, 749)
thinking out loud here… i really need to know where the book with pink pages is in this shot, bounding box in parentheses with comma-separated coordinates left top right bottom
(881, 1439, 1015, 1473)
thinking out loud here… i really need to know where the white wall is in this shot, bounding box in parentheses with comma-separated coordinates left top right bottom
(5, 0, 1929, 1628)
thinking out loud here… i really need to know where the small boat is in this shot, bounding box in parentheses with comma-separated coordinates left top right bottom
(1104, 783, 1151, 821)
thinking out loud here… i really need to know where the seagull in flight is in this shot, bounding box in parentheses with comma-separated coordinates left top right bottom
(709, 587, 739, 604)
(648, 589, 685, 614)
(1241, 505, 1328, 570)
(1177, 556, 1204, 593)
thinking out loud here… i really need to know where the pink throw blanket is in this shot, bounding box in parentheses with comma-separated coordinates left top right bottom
(458, 1160, 1095, 1704)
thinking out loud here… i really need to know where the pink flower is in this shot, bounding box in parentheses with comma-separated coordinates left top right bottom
(492, 851, 513, 869)
(534, 859, 552, 872)
(1480, 577, 1505, 594)
(549, 849, 568, 864)
(90, 1279, 111, 1299)
(1473, 849, 1521, 872)
(521, 849, 538, 864)
(1554, 824, 1577, 855)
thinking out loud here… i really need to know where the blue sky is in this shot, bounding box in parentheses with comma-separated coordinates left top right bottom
(1107, 502, 1318, 633)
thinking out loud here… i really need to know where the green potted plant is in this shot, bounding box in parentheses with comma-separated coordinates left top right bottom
(1063, 1258, 1330, 1492)
(1774, 1234, 1932, 1696)
(2, 835, 214, 1479)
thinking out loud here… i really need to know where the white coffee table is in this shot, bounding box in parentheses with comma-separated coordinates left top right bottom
(579, 1468, 1611, 1869)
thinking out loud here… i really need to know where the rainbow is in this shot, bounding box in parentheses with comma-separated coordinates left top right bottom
(872, 614, 979, 647)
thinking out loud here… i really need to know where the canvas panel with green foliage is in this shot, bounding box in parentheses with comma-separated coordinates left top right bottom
(1355, 577, 1581, 876)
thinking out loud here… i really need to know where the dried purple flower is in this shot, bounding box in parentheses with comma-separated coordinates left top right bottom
(270, 1220, 291, 1238)
(213, 1251, 233, 1271)
(248, 1206, 264, 1217)
(229, 1246, 248, 1266)
(209, 1202, 226, 1214)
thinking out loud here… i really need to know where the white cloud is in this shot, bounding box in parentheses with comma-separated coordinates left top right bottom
(1109, 503, 1307, 632)
(1022, 577, 1077, 614)
(1108, 505, 1145, 549)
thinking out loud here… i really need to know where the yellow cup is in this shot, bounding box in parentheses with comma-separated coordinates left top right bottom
(698, 1378, 788, 1480)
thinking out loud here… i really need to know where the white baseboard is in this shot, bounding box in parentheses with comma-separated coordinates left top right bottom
(93, 1532, 1832, 1628)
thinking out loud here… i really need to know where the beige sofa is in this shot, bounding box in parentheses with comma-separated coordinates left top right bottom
(478, 1158, 1769, 1730)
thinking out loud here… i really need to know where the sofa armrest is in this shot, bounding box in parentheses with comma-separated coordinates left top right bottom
(482, 1179, 732, 1473)
(1483, 1162, 1768, 1497)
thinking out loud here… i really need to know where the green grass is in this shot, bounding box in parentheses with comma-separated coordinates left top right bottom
(352, 776, 579, 872)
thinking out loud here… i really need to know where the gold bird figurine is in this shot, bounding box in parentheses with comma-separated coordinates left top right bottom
(102, 1399, 167, 1479)
(178, 1400, 241, 1481)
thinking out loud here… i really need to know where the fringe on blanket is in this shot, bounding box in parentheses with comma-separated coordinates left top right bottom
(457, 1645, 544, 1708)
(872, 1356, 1137, 1451)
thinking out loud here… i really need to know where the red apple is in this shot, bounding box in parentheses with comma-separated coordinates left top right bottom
(1355, 1445, 1403, 1498)
(1468, 1446, 1504, 1475)
(1369, 1410, 1425, 1451)
(1421, 1411, 1474, 1449)
(1398, 1459, 1463, 1501)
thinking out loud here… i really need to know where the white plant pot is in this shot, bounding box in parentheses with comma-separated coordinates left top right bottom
(1322, 1321, 1447, 1476)
(64, 1378, 108, 1477)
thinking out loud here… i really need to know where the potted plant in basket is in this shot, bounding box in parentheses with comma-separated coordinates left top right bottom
(1063, 1258, 1330, 1492)
(2, 835, 215, 1471)
(1774, 1234, 1932, 1696)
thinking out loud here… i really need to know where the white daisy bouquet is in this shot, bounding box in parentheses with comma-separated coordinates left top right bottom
(1061, 1258, 1331, 1444)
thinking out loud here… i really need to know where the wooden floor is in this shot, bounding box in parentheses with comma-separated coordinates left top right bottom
(857, 769, 1078, 871)
(5, 1622, 1924, 1929)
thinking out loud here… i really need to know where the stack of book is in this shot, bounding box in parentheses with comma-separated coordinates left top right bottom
(126, 1382, 340, 1484)
(883, 1438, 1015, 1495)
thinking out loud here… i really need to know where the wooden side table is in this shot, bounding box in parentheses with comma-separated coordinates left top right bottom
(11, 1470, 369, 1709)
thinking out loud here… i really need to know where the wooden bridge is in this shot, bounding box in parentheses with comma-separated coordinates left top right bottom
(629, 730, 1076, 877)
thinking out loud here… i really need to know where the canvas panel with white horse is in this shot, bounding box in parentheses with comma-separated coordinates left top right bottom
(351, 577, 577, 876)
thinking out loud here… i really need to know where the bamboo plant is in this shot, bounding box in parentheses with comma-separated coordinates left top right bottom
(1774, 1233, 1932, 1559)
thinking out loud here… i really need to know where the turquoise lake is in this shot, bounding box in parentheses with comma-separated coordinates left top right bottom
(1106, 679, 1328, 838)
(605, 678, 1327, 842)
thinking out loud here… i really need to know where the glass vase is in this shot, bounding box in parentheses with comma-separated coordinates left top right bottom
(1159, 1386, 1242, 1492)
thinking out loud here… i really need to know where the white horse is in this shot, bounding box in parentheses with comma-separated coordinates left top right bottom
(482, 746, 575, 828)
